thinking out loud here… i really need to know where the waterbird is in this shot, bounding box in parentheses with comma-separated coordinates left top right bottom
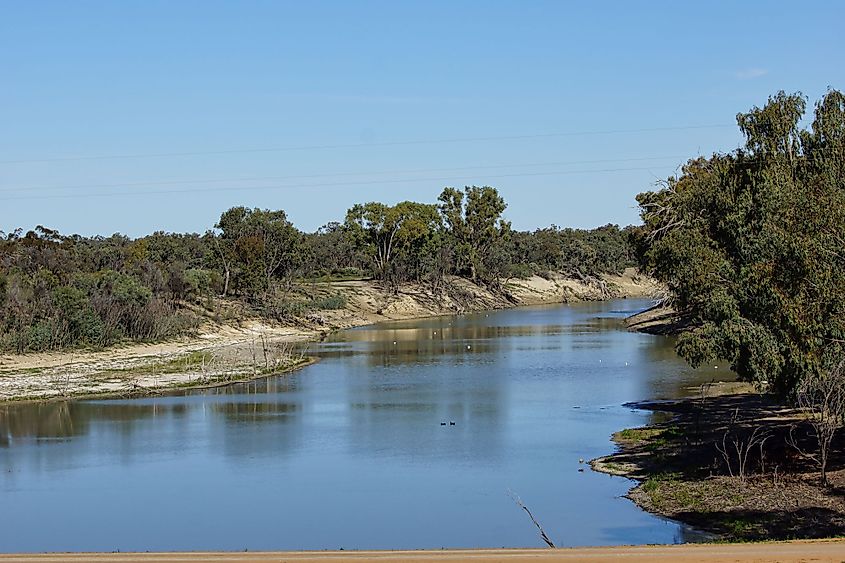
(440, 421, 446, 426)
(577, 468, 585, 473)
(466, 345, 471, 350)
(449, 421, 456, 426)
(579, 458, 584, 464)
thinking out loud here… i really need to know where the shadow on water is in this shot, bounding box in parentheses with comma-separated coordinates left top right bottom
(0, 299, 734, 552)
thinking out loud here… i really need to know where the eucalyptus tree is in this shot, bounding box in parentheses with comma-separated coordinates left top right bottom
(437, 186, 509, 284)
(636, 89, 845, 394)
(344, 201, 442, 286)
(214, 207, 303, 298)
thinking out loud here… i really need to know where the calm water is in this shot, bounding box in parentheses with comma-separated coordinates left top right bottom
(0, 299, 728, 552)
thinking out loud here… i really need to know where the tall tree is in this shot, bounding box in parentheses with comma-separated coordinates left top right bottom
(215, 207, 302, 297)
(635, 90, 845, 395)
(437, 186, 509, 283)
(345, 201, 441, 285)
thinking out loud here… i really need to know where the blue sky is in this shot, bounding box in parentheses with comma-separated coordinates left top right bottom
(1, 1, 842, 236)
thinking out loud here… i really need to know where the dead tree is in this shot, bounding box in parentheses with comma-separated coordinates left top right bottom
(715, 408, 771, 481)
(788, 358, 845, 486)
(508, 490, 556, 548)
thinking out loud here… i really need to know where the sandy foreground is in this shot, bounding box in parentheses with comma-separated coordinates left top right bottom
(2, 542, 845, 563)
(0, 270, 657, 402)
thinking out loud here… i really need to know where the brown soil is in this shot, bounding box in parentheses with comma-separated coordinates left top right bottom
(2, 541, 845, 562)
(0, 269, 656, 402)
(625, 304, 692, 335)
(591, 387, 845, 541)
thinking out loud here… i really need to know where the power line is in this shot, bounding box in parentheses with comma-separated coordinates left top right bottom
(0, 155, 688, 194)
(0, 164, 678, 202)
(0, 124, 735, 165)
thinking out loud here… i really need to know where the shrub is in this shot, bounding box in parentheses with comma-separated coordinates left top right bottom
(184, 268, 213, 299)
(310, 293, 347, 310)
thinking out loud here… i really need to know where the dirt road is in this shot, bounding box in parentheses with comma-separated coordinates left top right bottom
(1, 542, 844, 563)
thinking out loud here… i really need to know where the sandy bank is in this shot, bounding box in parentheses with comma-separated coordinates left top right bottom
(0, 269, 657, 402)
(624, 304, 691, 335)
(2, 540, 845, 562)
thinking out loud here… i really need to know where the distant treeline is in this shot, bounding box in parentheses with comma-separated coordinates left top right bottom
(0, 186, 636, 352)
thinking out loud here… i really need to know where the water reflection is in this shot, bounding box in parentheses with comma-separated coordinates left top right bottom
(1, 402, 82, 446)
(0, 299, 734, 552)
(0, 401, 189, 447)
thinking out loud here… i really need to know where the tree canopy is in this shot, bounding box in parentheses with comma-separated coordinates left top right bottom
(635, 89, 845, 395)
(0, 186, 636, 353)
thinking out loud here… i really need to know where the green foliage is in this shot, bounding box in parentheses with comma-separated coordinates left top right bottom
(0, 187, 635, 352)
(345, 200, 442, 285)
(183, 268, 216, 298)
(437, 186, 511, 283)
(302, 223, 368, 279)
(642, 477, 662, 493)
(214, 206, 303, 297)
(309, 293, 348, 310)
(0, 228, 203, 352)
(506, 262, 534, 280)
(635, 89, 845, 395)
(102, 270, 152, 307)
(510, 224, 636, 278)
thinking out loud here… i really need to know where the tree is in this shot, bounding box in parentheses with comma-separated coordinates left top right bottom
(635, 90, 845, 394)
(437, 186, 509, 283)
(214, 207, 303, 297)
(0, 186, 640, 353)
(345, 201, 441, 286)
(207, 230, 234, 297)
(790, 357, 845, 486)
(303, 222, 366, 278)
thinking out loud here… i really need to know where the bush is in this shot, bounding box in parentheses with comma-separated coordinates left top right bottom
(26, 321, 56, 351)
(337, 267, 365, 279)
(268, 299, 308, 320)
(184, 268, 213, 299)
(506, 262, 534, 280)
(309, 293, 347, 310)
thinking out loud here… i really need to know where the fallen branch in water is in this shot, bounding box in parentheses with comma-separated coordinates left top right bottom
(507, 489, 556, 548)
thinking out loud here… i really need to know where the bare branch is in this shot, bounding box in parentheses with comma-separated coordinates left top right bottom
(507, 490, 556, 548)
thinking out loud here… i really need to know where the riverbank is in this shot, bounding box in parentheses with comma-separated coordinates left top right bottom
(2, 541, 845, 562)
(590, 384, 845, 541)
(0, 269, 657, 402)
(624, 304, 691, 334)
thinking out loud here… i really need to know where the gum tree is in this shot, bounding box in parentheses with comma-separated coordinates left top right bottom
(635, 90, 845, 395)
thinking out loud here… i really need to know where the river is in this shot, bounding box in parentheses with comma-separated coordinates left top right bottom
(0, 299, 727, 552)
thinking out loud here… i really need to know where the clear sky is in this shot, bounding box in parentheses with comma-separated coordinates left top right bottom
(1, 1, 842, 237)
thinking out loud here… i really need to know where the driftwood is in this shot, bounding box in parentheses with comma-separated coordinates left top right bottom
(508, 490, 556, 548)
